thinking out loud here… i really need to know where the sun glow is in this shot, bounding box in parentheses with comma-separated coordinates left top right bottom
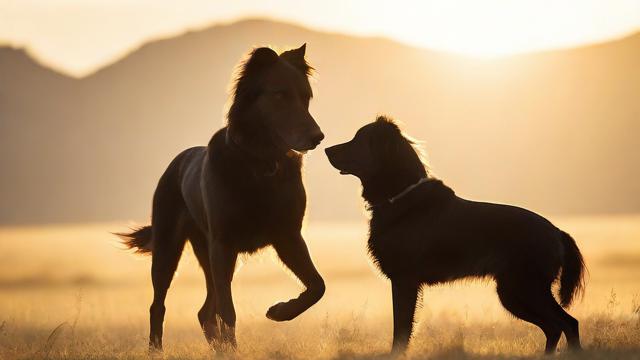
(1, 0, 639, 75)
(368, 0, 640, 58)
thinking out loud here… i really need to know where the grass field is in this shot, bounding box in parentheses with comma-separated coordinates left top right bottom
(1, 216, 639, 359)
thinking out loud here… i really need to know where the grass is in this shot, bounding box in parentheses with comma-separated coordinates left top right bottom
(1, 217, 640, 359)
(1, 295, 639, 360)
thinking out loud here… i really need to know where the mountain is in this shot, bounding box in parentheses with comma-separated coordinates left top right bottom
(1, 19, 639, 225)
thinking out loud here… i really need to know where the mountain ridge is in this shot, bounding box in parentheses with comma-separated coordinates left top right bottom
(4, 18, 640, 79)
(1, 18, 639, 225)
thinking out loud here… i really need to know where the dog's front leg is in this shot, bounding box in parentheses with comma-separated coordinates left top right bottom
(391, 279, 419, 354)
(266, 234, 325, 321)
(209, 239, 238, 351)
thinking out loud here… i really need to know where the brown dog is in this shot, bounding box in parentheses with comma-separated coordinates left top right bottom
(119, 44, 325, 352)
(325, 116, 585, 354)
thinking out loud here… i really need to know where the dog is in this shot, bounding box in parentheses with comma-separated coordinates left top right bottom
(118, 44, 326, 352)
(325, 116, 585, 354)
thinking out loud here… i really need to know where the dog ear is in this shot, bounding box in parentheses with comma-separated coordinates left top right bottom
(231, 47, 279, 102)
(372, 120, 402, 167)
(373, 116, 419, 172)
(375, 115, 401, 130)
(376, 116, 403, 152)
(246, 47, 279, 69)
(280, 44, 312, 75)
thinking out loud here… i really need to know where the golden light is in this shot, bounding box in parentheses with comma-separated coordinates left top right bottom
(369, 0, 640, 58)
(1, 0, 639, 75)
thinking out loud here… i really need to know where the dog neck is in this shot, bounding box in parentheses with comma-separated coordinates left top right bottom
(361, 172, 429, 207)
(388, 177, 430, 203)
(224, 127, 286, 177)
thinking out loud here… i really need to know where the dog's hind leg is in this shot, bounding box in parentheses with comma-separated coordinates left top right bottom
(549, 298, 582, 350)
(496, 278, 564, 354)
(149, 203, 189, 351)
(190, 229, 219, 345)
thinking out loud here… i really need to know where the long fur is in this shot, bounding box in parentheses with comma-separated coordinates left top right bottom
(559, 231, 586, 307)
(118, 44, 325, 351)
(116, 225, 153, 255)
(325, 116, 586, 353)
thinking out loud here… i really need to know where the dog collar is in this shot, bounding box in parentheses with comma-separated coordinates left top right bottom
(388, 177, 430, 204)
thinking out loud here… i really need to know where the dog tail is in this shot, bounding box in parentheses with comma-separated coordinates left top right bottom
(116, 225, 153, 255)
(559, 231, 586, 307)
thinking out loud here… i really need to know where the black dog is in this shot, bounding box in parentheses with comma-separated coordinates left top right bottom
(325, 116, 585, 354)
(119, 44, 325, 352)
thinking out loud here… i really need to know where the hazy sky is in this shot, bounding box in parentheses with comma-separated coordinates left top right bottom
(2, 0, 640, 76)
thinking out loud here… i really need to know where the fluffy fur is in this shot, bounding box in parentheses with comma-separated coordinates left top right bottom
(118, 44, 325, 352)
(325, 116, 585, 354)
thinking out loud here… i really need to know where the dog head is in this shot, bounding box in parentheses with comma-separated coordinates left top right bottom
(227, 44, 323, 155)
(325, 116, 427, 203)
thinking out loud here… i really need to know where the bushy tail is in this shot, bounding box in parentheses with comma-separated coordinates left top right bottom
(116, 225, 153, 255)
(559, 231, 586, 307)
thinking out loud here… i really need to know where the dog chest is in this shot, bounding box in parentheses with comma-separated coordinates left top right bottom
(367, 233, 424, 279)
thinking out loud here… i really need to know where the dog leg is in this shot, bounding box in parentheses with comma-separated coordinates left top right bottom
(497, 279, 566, 354)
(148, 211, 188, 352)
(266, 234, 325, 321)
(391, 279, 419, 354)
(549, 295, 582, 351)
(209, 240, 238, 351)
(190, 230, 219, 345)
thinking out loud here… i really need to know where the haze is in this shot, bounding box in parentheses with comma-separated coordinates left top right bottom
(2, 17, 640, 224)
(1, 0, 639, 76)
(2, 3, 640, 359)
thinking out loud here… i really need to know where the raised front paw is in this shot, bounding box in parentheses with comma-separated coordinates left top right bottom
(266, 301, 297, 322)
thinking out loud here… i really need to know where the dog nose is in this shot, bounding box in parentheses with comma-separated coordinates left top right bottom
(310, 131, 325, 147)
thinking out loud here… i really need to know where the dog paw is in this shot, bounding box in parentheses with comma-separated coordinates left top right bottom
(148, 346, 164, 359)
(266, 302, 295, 322)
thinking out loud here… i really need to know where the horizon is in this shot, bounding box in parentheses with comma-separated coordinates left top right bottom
(4, 17, 640, 79)
(2, 0, 640, 77)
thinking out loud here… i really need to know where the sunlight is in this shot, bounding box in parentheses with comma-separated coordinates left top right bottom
(376, 0, 640, 58)
(1, 1, 640, 358)
(415, 2, 532, 57)
(2, 0, 639, 74)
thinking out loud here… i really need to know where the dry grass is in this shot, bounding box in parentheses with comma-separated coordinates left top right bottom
(1, 291, 639, 360)
(1, 216, 639, 359)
